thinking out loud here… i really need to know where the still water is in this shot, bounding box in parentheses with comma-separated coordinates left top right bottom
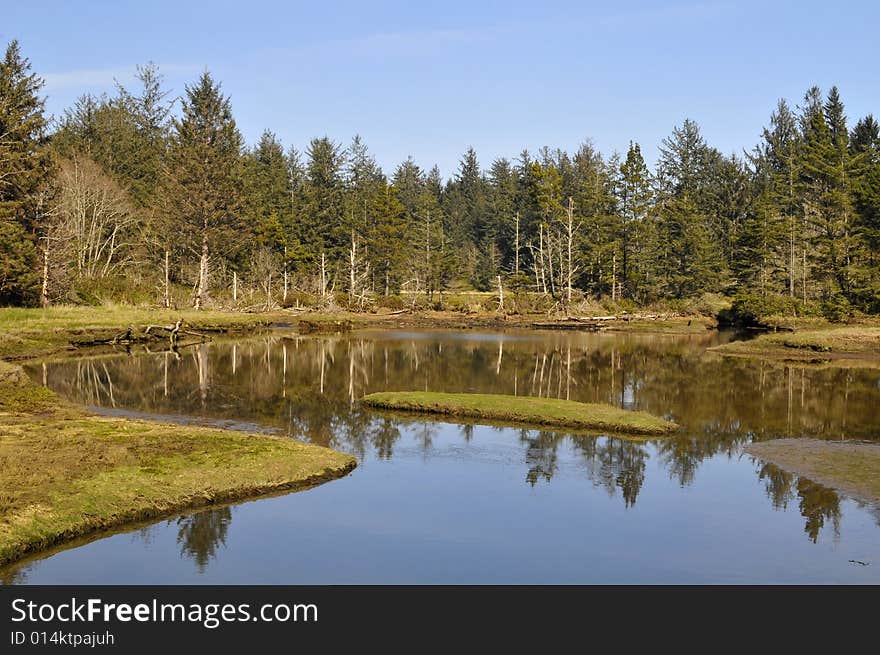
(4, 328, 880, 583)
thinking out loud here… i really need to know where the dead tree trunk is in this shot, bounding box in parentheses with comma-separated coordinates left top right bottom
(194, 227, 208, 309)
(266, 272, 272, 311)
(425, 211, 431, 299)
(565, 197, 575, 306)
(283, 246, 288, 305)
(545, 227, 556, 297)
(320, 252, 327, 300)
(514, 211, 520, 277)
(612, 253, 617, 301)
(163, 249, 170, 308)
(539, 224, 548, 295)
(40, 237, 50, 308)
(349, 230, 357, 305)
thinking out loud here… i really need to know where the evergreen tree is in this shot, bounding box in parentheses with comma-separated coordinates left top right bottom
(571, 141, 616, 296)
(657, 118, 708, 198)
(798, 86, 850, 303)
(285, 144, 307, 248)
(249, 130, 292, 225)
(344, 134, 385, 251)
(487, 157, 517, 272)
(164, 72, 244, 308)
(245, 130, 294, 283)
(733, 173, 782, 294)
(0, 40, 53, 304)
(850, 115, 880, 308)
(392, 157, 424, 219)
(618, 142, 655, 299)
(850, 115, 880, 154)
(655, 120, 722, 297)
(115, 63, 173, 206)
(54, 64, 172, 208)
(302, 136, 345, 275)
(655, 196, 719, 297)
(755, 99, 802, 296)
(366, 183, 408, 295)
(447, 147, 489, 247)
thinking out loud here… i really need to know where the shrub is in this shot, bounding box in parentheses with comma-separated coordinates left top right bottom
(72, 276, 156, 306)
(509, 292, 556, 315)
(376, 294, 406, 310)
(442, 296, 469, 313)
(820, 294, 852, 322)
(598, 297, 639, 315)
(678, 293, 730, 317)
(717, 292, 802, 327)
(279, 290, 318, 309)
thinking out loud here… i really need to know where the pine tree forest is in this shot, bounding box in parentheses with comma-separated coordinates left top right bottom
(3, 40, 880, 319)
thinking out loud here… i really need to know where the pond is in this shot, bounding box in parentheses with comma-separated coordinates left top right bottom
(3, 328, 879, 583)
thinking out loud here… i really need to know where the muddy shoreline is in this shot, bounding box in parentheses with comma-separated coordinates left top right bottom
(745, 439, 880, 506)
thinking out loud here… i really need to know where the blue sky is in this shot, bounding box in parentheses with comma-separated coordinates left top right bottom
(4, 1, 879, 177)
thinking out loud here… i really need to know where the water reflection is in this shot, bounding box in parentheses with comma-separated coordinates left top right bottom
(756, 462, 842, 543)
(176, 507, 232, 571)
(3, 422, 879, 583)
(26, 329, 880, 546)
(38, 331, 880, 447)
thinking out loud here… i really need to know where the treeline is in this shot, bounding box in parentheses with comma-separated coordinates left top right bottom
(2, 39, 879, 315)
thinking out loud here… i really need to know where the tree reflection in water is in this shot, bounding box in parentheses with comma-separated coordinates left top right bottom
(30, 330, 880, 542)
(176, 507, 232, 571)
(522, 430, 559, 486)
(757, 462, 842, 542)
(797, 479, 841, 543)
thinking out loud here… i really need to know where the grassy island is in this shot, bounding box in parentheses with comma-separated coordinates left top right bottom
(362, 391, 678, 435)
(0, 361, 355, 566)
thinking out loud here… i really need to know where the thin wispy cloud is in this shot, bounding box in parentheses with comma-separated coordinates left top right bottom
(42, 63, 199, 91)
(337, 27, 490, 55)
(258, 3, 727, 66)
(261, 26, 491, 62)
(600, 1, 732, 26)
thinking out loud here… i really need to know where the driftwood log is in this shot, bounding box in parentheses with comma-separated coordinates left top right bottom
(72, 318, 210, 349)
(145, 319, 184, 345)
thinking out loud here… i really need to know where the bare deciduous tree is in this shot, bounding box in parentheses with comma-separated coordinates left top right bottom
(49, 155, 138, 281)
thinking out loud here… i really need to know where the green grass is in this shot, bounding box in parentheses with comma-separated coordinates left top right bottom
(745, 439, 880, 504)
(362, 391, 677, 435)
(0, 360, 355, 566)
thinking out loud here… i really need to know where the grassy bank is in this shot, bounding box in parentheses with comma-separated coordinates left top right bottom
(0, 305, 716, 362)
(0, 361, 355, 566)
(710, 326, 880, 361)
(362, 391, 678, 435)
(0, 306, 287, 361)
(745, 439, 880, 505)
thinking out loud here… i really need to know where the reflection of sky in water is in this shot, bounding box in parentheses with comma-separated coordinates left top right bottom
(5, 421, 879, 584)
(622, 383, 635, 408)
(365, 329, 547, 342)
(5, 329, 880, 584)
